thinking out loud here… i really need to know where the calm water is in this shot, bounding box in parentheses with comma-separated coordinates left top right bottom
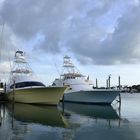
(0, 93, 140, 140)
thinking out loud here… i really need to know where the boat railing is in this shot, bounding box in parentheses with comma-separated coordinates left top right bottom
(11, 69, 32, 74)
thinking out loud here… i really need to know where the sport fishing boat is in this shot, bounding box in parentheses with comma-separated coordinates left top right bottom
(52, 56, 120, 105)
(5, 50, 66, 105)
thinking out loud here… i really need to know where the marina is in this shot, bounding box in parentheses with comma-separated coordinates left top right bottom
(0, 52, 139, 140)
(0, 51, 126, 140)
(0, 50, 136, 140)
(0, 51, 121, 105)
(0, 1, 140, 140)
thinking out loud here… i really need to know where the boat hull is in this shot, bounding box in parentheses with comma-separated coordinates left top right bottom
(6, 87, 66, 105)
(63, 90, 120, 105)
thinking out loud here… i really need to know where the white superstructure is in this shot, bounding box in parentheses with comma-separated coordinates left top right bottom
(53, 56, 93, 92)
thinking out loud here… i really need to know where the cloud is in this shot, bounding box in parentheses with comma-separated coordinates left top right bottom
(96, 5, 140, 65)
(66, 1, 140, 65)
(0, 0, 140, 65)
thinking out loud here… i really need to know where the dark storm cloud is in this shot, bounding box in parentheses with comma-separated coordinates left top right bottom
(0, 0, 140, 65)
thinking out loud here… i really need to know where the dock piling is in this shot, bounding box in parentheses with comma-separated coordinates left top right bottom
(108, 74, 111, 88)
(62, 95, 65, 114)
(118, 76, 121, 90)
(96, 78, 98, 88)
(13, 80, 15, 102)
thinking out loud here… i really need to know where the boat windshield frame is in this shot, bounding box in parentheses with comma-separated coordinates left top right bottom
(10, 81, 45, 89)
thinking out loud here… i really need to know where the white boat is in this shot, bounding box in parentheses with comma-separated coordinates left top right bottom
(52, 56, 120, 105)
(6, 50, 66, 105)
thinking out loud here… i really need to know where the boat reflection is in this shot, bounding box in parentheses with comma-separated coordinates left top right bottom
(62, 102, 120, 120)
(0, 104, 2, 126)
(6, 103, 68, 128)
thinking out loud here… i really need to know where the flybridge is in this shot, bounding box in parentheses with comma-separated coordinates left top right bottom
(11, 50, 32, 75)
(14, 50, 26, 63)
(62, 55, 86, 78)
(63, 56, 75, 68)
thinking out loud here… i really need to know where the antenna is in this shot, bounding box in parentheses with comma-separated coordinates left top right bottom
(0, 23, 5, 82)
(54, 62, 60, 75)
(0, 23, 4, 63)
(0, 23, 13, 82)
(50, 55, 61, 76)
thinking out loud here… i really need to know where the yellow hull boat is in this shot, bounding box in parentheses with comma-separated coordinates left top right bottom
(6, 86, 66, 105)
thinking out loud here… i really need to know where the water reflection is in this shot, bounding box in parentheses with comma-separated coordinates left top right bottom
(62, 103, 120, 119)
(6, 103, 68, 128)
(0, 103, 69, 140)
(61, 103, 121, 130)
(0, 104, 5, 126)
(0, 105, 2, 126)
(0, 102, 122, 140)
(0, 102, 121, 129)
(1, 94, 140, 140)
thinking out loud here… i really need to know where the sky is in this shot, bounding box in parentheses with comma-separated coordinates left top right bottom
(0, 0, 140, 87)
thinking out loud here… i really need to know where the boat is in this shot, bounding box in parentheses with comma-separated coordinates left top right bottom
(52, 56, 120, 105)
(5, 50, 66, 105)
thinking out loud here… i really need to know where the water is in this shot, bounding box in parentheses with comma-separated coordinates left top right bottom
(0, 93, 140, 140)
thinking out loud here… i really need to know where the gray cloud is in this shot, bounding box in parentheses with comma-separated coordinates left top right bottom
(95, 5, 140, 65)
(65, 1, 140, 65)
(0, 0, 140, 65)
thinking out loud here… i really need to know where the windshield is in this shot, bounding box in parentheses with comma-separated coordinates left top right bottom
(10, 81, 45, 89)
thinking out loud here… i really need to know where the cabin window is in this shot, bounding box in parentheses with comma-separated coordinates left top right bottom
(10, 81, 45, 89)
(52, 83, 56, 86)
(0, 83, 3, 88)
